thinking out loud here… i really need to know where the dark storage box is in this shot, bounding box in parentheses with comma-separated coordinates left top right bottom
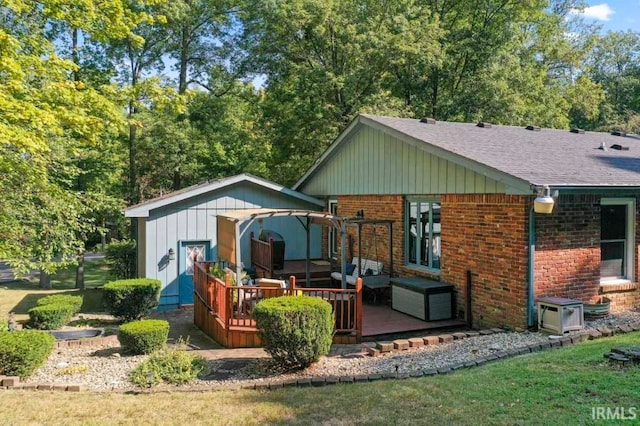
(390, 277, 454, 321)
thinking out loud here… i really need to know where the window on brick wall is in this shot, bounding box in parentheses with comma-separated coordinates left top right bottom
(405, 199, 441, 271)
(601, 198, 635, 282)
(328, 199, 338, 259)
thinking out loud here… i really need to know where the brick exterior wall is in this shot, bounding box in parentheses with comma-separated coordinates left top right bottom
(328, 193, 640, 331)
(441, 195, 530, 330)
(535, 194, 640, 312)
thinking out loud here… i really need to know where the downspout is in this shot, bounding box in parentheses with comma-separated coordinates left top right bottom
(527, 206, 536, 329)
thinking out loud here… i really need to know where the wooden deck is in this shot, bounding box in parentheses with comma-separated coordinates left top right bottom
(362, 304, 466, 337)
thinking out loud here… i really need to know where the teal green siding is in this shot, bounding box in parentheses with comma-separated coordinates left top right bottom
(302, 126, 506, 196)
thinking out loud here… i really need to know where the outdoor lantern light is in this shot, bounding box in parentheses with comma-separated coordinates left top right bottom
(534, 185, 555, 214)
(168, 248, 175, 261)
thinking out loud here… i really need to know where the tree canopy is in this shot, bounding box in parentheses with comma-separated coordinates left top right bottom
(2, 0, 640, 270)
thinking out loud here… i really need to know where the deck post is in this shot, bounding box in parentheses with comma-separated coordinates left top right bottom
(356, 277, 363, 342)
(340, 222, 347, 289)
(305, 217, 311, 287)
(290, 275, 296, 295)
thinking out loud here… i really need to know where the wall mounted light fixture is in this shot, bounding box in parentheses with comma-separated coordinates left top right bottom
(168, 248, 175, 261)
(534, 185, 557, 214)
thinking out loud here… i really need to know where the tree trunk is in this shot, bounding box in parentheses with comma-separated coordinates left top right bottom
(72, 27, 80, 82)
(75, 252, 85, 290)
(39, 269, 51, 289)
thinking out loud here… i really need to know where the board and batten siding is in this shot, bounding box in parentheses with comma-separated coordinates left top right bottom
(141, 181, 322, 306)
(302, 125, 506, 196)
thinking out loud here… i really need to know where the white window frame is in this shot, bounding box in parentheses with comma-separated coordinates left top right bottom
(328, 199, 338, 259)
(405, 198, 441, 273)
(600, 198, 635, 284)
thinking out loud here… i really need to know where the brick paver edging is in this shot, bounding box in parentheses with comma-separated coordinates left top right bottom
(238, 324, 640, 391)
(54, 334, 118, 349)
(2, 324, 639, 393)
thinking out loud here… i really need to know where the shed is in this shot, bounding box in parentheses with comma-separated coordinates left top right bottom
(123, 173, 324, 308)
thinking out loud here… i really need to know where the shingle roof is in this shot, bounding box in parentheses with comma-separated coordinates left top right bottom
(124, 173, 323, 218)
(361, 114, 640, 187)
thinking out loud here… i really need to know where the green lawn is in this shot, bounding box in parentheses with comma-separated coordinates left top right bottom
(1, 332, 639, 424)
(0, 260, 111, 322)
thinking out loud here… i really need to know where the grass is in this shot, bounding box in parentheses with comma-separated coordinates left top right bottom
(1, 332, 640, 424)
(0, 260, 111, 322)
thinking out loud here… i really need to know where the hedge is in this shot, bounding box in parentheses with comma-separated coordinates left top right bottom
(0, 330, 55, 378)
(103, 279, 161, 321)
(105, 239, 137, 279)
(36, 294, 83, 314)
(253, 296, 333, 369)
(118, 319, 169, 355)
(28, 303, 76, 330)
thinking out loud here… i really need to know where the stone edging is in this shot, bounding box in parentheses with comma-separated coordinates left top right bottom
(54, 334, 118, 349)
(3, 324, 639, 393)
(239, 323, 640, 391)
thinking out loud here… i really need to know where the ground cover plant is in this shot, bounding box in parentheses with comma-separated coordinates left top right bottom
(0, 332, 639, 424)
(130, 346, 207, 387)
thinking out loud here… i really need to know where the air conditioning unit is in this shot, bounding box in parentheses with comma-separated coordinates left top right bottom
(538, 297, 584, 334)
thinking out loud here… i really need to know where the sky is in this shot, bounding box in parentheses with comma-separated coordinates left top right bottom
(573, 1, 639, 32)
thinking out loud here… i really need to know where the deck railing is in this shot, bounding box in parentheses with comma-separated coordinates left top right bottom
(193, 261, 362, 346)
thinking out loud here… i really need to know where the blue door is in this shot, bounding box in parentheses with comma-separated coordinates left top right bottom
(179, 241, 210, 306)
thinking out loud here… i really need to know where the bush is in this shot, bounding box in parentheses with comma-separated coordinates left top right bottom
(253, 296, 333, 370)
(130, 348, 207, 387)
(0, 321, 8, 335)
(0, 330, 55, 378)
(118, 319, 169, 354)
(36, 294, 83, 314)
(28, 303, 76, 330)
(103, 278, 161, 321)
(105, 239, 137, 279)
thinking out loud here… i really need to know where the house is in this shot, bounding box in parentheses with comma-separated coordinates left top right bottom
(294, 114, 640, 330)
(124, 173, 324, 308)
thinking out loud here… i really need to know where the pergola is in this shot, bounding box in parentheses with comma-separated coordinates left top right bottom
(216, 208, 349, 287)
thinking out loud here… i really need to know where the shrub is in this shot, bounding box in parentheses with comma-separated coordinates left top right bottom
(0, 321, 8, 335)
(105, 239, 137, 279)
(118, 319, 169, 354)
(253, 295, 333, 370)
(0, 330, 55, 378)
(103, 278, 161, 321)
(28, 303, 76, 330)
(36, 294, 83, 314)
(130, 348, 207, 387)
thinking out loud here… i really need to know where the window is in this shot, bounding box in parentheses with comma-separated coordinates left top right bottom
(601, 198, 635, 282)
(406, 200, 441, 271)
(328, 200, 338, 259)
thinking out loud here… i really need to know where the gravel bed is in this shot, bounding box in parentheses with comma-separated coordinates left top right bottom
(26, 311, 640, 392)
(26, 340, 148, 392)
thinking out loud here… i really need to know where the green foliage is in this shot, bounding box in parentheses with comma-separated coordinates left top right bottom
(36, 294, 83, 315)
(0, 330, 55, 378)
(253, 296, 333, 370)
(0, 321, 8, 335)
(103, 278, 161, 321)
(28, 303, 76, 330)
(105, 239, 137, 279)
(118, 319, 169, 355)
(130, 347, 207, 387)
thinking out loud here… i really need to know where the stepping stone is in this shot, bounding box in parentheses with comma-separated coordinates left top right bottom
(490, 328, 504, 334)
(596, 326, 613, 337)
(393, 339, 410, 350)
(479, 329, 494, 335)
(408, 337, 424, 348)
(619, 324, 633, 333)
(423, 336, 439, 345)
(438, 334, 454, 343)
(368, 348, 381, 357)
(452, 332, 466, 340)
(376, 342, 393, 352)
(465, 331, 480, 338)
(588, 329, 602, 340)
